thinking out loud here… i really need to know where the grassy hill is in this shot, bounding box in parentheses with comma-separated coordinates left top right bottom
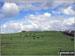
(0, 31, 74, 55)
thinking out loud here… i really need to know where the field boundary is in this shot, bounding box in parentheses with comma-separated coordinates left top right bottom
(1, 55, 60, 56)
(59, 51, 74, 56)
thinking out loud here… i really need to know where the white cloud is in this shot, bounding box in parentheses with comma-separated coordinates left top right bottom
(0, 0, 74, 33)
(1, 0, 75, 11)
(52, 6, 75, 16)
(0, 2, 19, 19)
(0, 0, 74, 19)
(63, 17, 74, 25)
(1, 21, 23, 33)
(62, 6, 75, 15)
(1, 13, 75, 33)
(44, 13, 51, 17)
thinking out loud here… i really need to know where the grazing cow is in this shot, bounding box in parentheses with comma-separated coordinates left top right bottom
(71, 39, 74, 41)
(26, 35, 28, 37)
(33, 36, 35, 39)
(10, 37, 12, 40)
(37, 36, 40, 39)
(68, 33, 74, 37)
(41, 36, 44, 38)
(62, 31, 74, 37)
(63, 32, 66, 35)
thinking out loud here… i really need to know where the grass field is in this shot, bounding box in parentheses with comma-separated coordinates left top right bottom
(0, 31, 74, 55)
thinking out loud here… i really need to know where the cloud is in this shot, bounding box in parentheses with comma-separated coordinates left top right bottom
(0, 0, 75, 11)
(0, 0, 75, 33)
(0, 0, 74, 19)
(52, 5, 75, 16)
(62, 6, 75, 15)
(44, 13, 51, 17)
(1, 21, 23, 33)
(0, 2, 19, 19)
(1, 13, 75, 33)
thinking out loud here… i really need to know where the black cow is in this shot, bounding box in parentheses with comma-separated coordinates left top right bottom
(41, 36, 44, 38)
(33, 36, 35, 39)
(26, 35, 28, 37)
(71, 39, 74, 41)
(63, 32, 74, 37)
(68, 33, 74, 37)
(37, 36, 40, 39)
(10, 37, 12, 40)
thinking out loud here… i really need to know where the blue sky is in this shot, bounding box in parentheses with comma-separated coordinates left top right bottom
(0, 0, 75, 33)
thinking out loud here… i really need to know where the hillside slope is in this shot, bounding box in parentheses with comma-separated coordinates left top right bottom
(0, 31, 74, 55)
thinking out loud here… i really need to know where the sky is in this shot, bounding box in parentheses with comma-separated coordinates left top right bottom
(0, 0, 75, 33)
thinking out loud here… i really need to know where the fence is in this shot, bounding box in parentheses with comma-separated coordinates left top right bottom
(59, 51, 74, 56)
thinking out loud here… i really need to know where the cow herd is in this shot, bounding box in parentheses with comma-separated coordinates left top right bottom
(9, 32, 44, 40)
(59, 31, 74, 41)
(59, 31, 74, 37)
(63, 32, 74, 37)
(32, 35, 44, 39)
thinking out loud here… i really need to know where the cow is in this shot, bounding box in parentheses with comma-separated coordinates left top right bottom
(71, 39, 74, 41)
(26, 35, 28, 37)
(33, 36, 35, 39)
(41, 36, 44, 38)
(10, 37, 12, 40)
(37, 36, 40, 39)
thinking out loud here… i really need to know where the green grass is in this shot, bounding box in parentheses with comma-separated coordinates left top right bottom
(0, 31, 74, 55)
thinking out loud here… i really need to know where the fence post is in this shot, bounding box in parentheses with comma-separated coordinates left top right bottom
(60, 53, 61, 56)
